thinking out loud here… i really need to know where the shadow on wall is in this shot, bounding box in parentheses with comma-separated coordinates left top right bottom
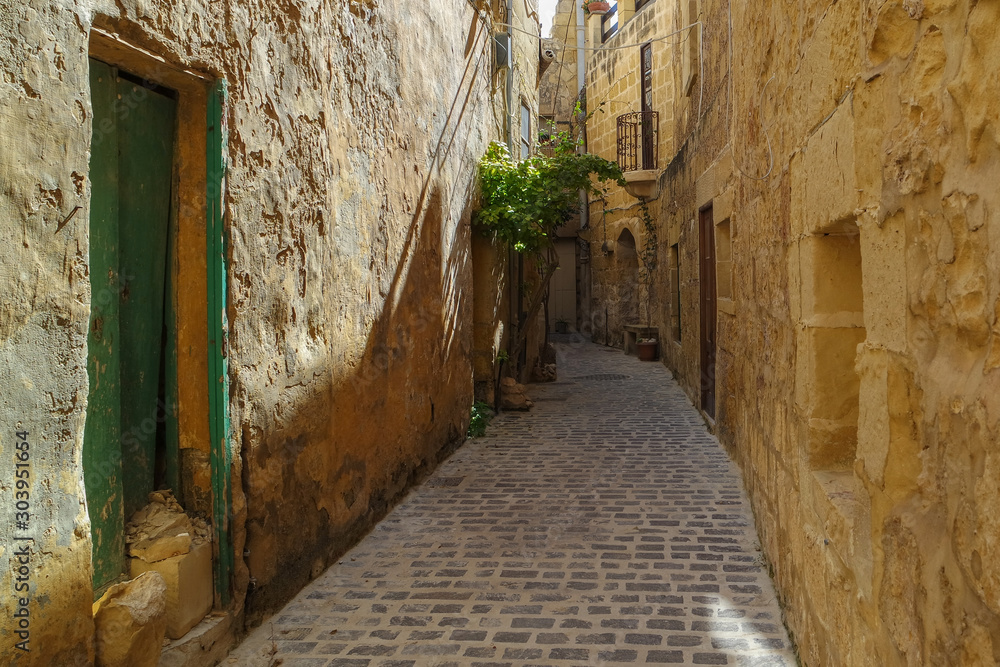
(237, 11, 494, 622)
(240, 185, 476, 622)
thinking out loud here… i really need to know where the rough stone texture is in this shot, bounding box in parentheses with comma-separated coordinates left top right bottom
(227, 340, 796, 666)
(499, 376, 533, 411)
(93, 571, 168, 667)
(131, 541, 213, 640)
(0, 0, 536, 663)
(588, 0, 1000, 664)
(156, 614, 232, 667)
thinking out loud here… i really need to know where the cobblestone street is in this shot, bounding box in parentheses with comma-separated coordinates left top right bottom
(228, 340, 797, 667)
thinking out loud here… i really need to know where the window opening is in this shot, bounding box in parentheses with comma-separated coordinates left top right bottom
(601, 2, 619, 42)
(640, 43, 655, 169)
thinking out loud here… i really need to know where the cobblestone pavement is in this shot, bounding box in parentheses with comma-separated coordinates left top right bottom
(228, 340, 797, 667)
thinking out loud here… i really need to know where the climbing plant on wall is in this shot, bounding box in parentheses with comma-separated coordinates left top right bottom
(638, 198, 658, 330)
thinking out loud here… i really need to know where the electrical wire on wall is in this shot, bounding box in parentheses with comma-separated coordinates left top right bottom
(546, 1, 580, 122)
(496, 17, 703, 53)
(497, 18, 705, 130)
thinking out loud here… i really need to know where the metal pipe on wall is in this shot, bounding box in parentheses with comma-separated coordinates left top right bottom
(576, 1, 589, 231)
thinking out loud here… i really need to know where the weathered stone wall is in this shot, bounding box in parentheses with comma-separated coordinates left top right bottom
(0, 0, 531, 663)
(723, 0, 1000, 662)
(654, 0, 732, 410)
(599, 0, 1000, 663)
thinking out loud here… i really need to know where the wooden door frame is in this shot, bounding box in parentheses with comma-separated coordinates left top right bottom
(87, 27, 233, 607)
(698, 203, 717, 419)
(639, 42, 654, 169)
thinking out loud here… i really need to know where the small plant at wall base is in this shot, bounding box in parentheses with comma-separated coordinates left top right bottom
(475, 131, 625, 372)
(468, 401, 494, 438)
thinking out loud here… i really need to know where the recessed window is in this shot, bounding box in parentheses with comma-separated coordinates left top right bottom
(635, 0, 653, 10)
(799, 231, 866, 470)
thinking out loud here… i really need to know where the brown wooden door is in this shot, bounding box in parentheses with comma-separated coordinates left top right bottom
(640, 43, 654, 169)
(699, 205, 717, 418)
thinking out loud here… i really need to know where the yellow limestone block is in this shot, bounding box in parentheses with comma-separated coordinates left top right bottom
(130, 540, 213, 640)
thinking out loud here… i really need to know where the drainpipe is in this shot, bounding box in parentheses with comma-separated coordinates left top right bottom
(505, 0, 517, 386)
(576, 1, 585, 102)
(507, 0, 516, 151)
(576, 2, 589, 232)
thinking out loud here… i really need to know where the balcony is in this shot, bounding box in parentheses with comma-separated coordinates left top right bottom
(616, 111, 659, 198)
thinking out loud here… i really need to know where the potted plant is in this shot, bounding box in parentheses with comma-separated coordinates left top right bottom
(585, 1, 611, 15)
(637, 336, 658, 361)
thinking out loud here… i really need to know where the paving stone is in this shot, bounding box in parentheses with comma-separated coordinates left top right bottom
(647, 650, 685, 663)
(228, 341, 797, 666)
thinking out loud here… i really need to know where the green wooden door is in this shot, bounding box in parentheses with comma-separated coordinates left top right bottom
(85, 59, 126, 590)
(85, 59, 177, 592)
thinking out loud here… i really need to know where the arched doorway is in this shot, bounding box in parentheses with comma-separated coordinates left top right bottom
(612, 228, 640, 346)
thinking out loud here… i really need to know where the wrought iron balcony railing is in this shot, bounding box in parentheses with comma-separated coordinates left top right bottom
(616, 111, 658, 172)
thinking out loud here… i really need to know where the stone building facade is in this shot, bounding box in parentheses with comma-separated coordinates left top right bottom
(0, 0, 536, 663)
(586, 0, 1000, 664)
(537, 0, 588, 336)
(584, 0, 678, 347)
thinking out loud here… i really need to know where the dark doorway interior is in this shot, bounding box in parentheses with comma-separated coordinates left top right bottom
(699, 205, 717, 419)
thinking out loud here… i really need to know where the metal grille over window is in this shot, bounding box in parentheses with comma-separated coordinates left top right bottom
(616, 111, 659, 171)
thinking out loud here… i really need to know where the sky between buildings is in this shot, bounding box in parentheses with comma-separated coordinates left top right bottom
(539, 0, 558, 37)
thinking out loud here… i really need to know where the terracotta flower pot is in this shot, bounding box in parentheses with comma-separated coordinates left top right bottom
(586, 1, 611, 15)
(637, 340, 658, 361)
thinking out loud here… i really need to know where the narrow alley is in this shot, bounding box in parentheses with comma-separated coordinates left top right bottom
(228, 340, 796, 667)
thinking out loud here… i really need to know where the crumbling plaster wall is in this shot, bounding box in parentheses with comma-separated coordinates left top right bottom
(656, 0, 1000, 663)
(0, 0, 515, 662)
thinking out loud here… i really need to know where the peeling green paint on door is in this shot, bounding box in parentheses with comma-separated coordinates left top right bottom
(207, 79, 234, 607)
(85, 59, 126, 592)
(85, 59, 178, 592)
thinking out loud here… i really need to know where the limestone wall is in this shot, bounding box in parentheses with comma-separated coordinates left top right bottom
(471, 0, 542, 395)
(584, 0, 678, 346)
(606, 0, 1000, 662)
(724, 0, 1000, 662)
(0, 0, 531, 662)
